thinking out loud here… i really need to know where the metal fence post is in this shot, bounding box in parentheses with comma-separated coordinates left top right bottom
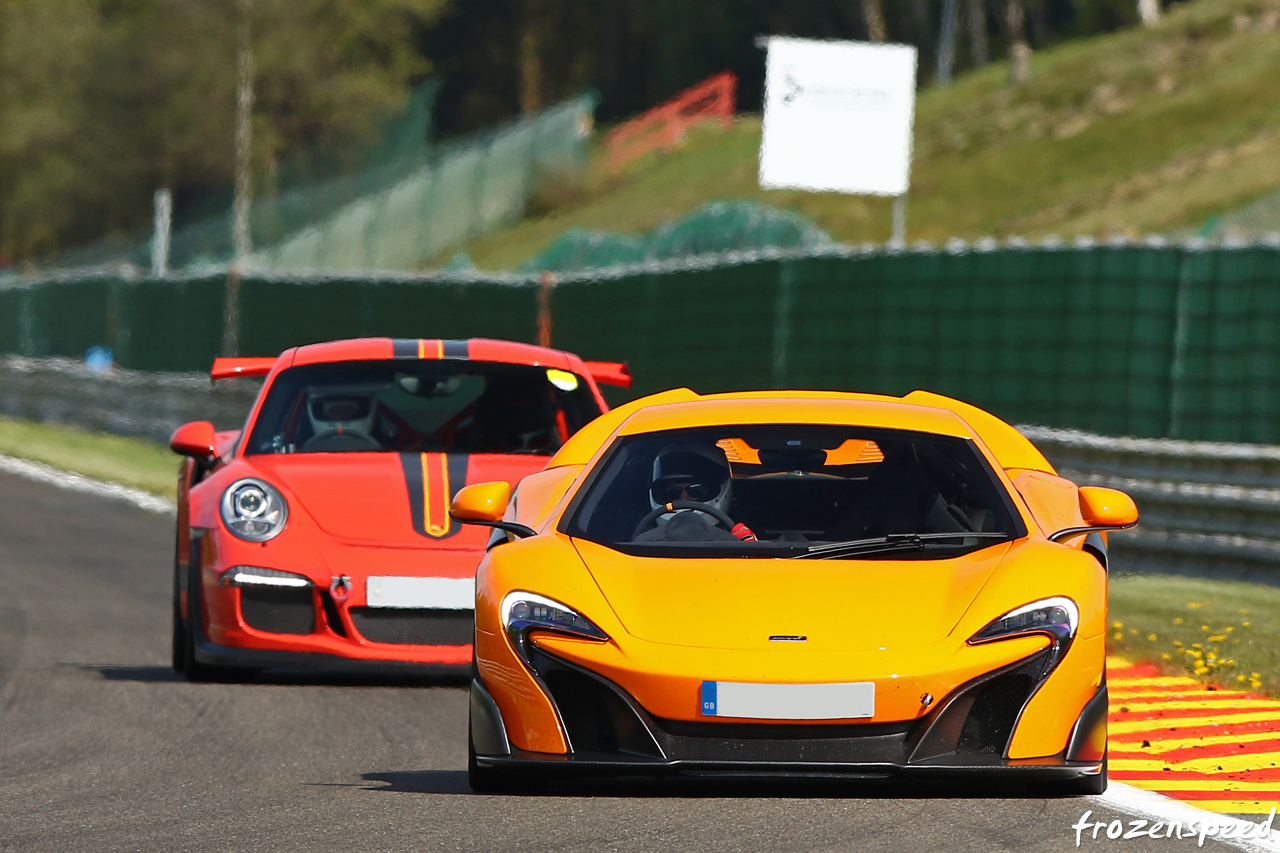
(772, 260, 794, 389)
(1168, 247, 1194, 438)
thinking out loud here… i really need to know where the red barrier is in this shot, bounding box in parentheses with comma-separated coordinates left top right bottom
(605, 71, 737, 172)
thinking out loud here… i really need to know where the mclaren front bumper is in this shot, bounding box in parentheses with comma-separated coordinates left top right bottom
(469, 646, 1108, 781)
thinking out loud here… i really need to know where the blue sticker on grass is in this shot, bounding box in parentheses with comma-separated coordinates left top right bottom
(701, 681, 717, 716)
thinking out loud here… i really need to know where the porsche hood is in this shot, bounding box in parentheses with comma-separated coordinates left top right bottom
(572, 539, 1011, 651)
(253, 452, 546, 546)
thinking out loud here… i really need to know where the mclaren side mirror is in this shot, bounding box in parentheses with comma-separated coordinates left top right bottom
(170, 421, 217, 458)
(451, 481, 536, 538)
(1048, 486, 1139, 542)
(1078, 486, 1139, 528)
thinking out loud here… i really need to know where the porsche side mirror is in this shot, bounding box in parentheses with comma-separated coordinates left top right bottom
(451, 481, 536, 538)
(170, 421, 217, 458)
(1048, 486, 1138, 542)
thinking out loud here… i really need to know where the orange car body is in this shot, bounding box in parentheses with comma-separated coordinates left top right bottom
(462, 388, 1134, 788)
(170, 337, 624, 679)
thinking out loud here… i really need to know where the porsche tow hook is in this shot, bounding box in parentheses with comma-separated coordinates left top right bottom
(330, 575, 352, 601)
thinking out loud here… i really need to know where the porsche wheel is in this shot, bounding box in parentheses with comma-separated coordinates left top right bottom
(171, 593, 186, 673)
(171, 556, 186, 673)
(178, 553, 244, 684)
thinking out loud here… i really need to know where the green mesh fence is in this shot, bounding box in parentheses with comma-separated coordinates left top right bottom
(1172, 187, 1280, 244)
(6, 243, 1280, 443)
(49, 86, 595, 274)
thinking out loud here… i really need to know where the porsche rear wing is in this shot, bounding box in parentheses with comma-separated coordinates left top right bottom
(584, 361, 631, 388)
(210, 355, 632, 388)
(210, 357, 276, 381)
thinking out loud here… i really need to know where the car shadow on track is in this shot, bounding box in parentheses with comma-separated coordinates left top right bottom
(358, 770, 1054, 800)
(68, 663, 468, 689)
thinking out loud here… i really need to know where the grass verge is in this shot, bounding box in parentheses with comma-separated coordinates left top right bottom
(0, 416, 177, 499)
(455, 0, 1280, 271)
(1109, 573, 1280, 695)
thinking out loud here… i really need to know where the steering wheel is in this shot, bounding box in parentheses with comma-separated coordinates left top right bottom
(300, 430, 383, 452)
(632, 500, 736, 539)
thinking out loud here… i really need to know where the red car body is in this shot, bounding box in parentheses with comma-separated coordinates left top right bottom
(170, 337, 624, 680)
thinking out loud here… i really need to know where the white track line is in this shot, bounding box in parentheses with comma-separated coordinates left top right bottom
(1088, 783, 1280, 851)
(0, 453, 174, 515)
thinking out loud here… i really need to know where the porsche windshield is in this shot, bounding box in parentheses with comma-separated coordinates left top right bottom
(245, 360, 602, 455)
(564, 425, 1022, 559)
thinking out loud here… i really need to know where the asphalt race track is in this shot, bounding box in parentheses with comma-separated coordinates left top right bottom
(0, 471, 1248, 852)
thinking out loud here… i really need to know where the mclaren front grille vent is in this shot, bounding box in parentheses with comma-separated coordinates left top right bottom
(911, 652, 1046, 761)
(240, 587, 315, 635)
(533, 652, 663, 758)
(956, 672, 1036, 754)
(349, 608, 473, 645)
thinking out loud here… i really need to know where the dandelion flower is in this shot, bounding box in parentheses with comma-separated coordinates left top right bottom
(1148, 633, 1158, 641)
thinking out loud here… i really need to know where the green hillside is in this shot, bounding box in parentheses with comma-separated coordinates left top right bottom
(457, 0, 1280, 271)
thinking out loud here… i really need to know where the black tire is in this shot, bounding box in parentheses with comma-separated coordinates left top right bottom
(467, 720, 544, 795)
(178, 547, 245, 684)
(171, 554, 186, 673)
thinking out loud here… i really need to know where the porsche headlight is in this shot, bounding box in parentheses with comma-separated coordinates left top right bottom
(968, 596, 1079, 674)
(501, 591, 608, 659)
(220, 478, 288, 542)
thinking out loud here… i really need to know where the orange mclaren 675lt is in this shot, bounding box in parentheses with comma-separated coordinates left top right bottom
(451, 388, 1138, 793)
(169, 337, 629, 681)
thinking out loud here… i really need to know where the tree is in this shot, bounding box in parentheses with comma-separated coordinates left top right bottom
(0, 0, 445, 263)
(1004, 0, 1031, 84)
(935, 0, 961, 85)
(861, 0, 887, 42)
(967, 0, 989, 66)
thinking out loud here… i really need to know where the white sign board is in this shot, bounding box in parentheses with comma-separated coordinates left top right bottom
(759, 38, 917, 196)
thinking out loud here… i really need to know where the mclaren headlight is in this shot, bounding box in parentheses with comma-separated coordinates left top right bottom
(500, 591, 608, 661)
(220, 566, 312, 588)
(220, 478, 288, 542)
(968, 596, 1079, 674)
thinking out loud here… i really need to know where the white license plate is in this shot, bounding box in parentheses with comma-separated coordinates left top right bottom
(700, 681, 875, 720)
(365, 576, 474, 610)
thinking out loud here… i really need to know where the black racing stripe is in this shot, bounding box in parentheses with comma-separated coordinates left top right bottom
(399, 452, 471, 541)
(441, 339, 469, 360)
(392, 339, 419, 359)
(447, 454, 470, 500)
(399, 452, 427, 537)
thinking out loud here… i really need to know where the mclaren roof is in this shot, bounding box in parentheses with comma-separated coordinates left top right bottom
(548, 388, 1055, 473)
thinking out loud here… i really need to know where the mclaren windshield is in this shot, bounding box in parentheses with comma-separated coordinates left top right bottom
(245, 360, 602, 455)
(563, 424, 1023, 559)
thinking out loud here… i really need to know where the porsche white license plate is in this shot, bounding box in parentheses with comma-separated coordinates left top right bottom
(365, 576, 474, 610)
(699, 681, 875, 720)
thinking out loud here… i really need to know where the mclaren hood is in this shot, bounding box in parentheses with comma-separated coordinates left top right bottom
(572, 539, 1011, 651)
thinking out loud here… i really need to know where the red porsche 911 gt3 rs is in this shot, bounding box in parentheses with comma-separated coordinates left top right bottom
(169, 337, 627, 681)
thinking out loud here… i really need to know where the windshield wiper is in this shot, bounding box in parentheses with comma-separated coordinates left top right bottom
(791, 532, 1008, 560)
